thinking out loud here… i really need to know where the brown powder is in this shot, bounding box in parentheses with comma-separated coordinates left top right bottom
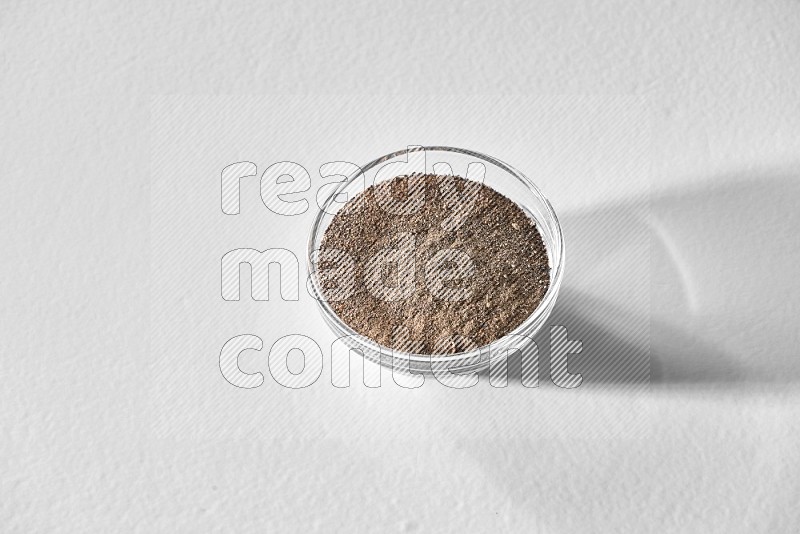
(318, 173, 550, 354)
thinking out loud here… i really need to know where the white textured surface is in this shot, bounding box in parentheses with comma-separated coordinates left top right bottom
(2, 1, 800, 532)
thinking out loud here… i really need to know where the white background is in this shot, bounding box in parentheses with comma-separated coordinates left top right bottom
(2, 1, 800, 532)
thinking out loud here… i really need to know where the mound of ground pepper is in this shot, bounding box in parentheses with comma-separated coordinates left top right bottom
(318, 173, 550, 354)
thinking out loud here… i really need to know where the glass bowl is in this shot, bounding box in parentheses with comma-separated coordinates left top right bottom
(307, 146, 564, 375)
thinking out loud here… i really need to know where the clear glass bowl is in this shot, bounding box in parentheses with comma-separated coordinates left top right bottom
(307, 146, 564, 375)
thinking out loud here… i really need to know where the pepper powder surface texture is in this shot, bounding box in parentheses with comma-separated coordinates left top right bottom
(318, 173, 550, 355)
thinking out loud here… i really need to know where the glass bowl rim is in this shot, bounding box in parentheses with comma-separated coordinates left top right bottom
(306, 145, 565, 365)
